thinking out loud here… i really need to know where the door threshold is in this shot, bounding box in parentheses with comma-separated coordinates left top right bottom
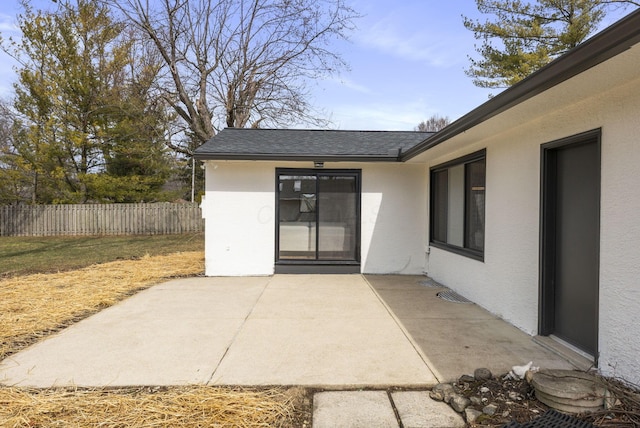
(533, 335, 595, 372)
(274, 264, 361, 274)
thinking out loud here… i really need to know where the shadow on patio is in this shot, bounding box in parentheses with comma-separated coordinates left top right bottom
(365, 275, 579, 382)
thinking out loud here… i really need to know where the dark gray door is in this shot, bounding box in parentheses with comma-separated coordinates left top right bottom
(540, 132, 600, 357)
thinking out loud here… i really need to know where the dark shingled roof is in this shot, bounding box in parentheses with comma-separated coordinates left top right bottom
(193, 128, 434, 162)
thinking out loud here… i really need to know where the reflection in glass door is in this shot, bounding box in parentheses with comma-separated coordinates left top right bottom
(277, 170, 360, 265)
(318, 175, 358, 260)
(278, 175, 317, 259)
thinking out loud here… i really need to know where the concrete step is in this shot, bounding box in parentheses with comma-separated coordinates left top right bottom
(312, 390, 465, 428)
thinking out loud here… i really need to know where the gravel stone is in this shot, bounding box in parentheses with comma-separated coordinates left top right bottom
(450, 394, 471, 412)
(483, 403, 499, 415)
(459, 374, 475, 383)
(465, 408, 483, 423)
(474, 367, 493, 380)
(470, 395, 483, 406)
(430, 383, 455, 402)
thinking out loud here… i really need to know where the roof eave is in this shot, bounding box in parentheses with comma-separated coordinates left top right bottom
(401, 9, 640, 161)
(193, 153, 402, 162)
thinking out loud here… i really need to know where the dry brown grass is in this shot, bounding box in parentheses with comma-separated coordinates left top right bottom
(0, 385, 308, 427)
(0, 251, 204, 360)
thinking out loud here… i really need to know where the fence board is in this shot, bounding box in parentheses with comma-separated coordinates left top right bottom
(0, 203, 203, 236)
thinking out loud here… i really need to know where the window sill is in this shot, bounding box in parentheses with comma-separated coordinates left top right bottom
(429, 241, 484, 262)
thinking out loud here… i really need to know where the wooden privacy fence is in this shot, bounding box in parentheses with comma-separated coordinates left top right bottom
(0, 203, 204, 236)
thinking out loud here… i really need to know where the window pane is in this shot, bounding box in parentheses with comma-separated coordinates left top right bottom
(466, 159, 486, 252)
(431, 170, 448, 242)
(447, 164, 465, 247)
(318, 175, 358, 260)
(430, 150, 486, 258)
(278, 175, 316, 259)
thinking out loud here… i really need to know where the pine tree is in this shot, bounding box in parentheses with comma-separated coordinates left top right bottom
(463, 0, 639, 88)
(2, 0, 175, 203)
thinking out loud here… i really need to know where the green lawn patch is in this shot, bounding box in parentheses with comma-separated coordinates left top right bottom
(0, 233, 204, 277)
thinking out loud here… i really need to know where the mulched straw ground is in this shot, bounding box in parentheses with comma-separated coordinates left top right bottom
(579, 376, 640, 427)
(0, 385, 309, 427)
(0, 251, 203, 361)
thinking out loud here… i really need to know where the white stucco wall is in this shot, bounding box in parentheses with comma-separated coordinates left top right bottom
(422, 57, 640, 384)
(360, 163, 427, 274)
(201, 161, 426, 276)
(201, 161, 276, 276)
(598, 79, 640, 383)
(425, 135, 542, 336)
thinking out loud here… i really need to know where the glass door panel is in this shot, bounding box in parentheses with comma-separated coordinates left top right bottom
(318, 175, 358, 260)
(276, 169, 360, 264)
(278, 175, 317, 260)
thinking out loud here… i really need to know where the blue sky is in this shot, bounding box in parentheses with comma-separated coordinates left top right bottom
(0, 0, 634, 131)
(308, 0, 495, 130)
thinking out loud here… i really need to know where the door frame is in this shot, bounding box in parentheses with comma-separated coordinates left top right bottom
(274, 168, 362, 274)
(539, 128, 601, 360)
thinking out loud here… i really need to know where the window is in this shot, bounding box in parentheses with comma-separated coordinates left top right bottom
(430, 150, 486, 260)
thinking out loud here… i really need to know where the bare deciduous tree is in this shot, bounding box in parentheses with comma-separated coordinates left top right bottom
(102, 0, 359, 154)
(415, 115, 450, 132)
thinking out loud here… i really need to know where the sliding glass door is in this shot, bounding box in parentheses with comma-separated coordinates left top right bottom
(278, 174, 318, 260)
(276, 169, 360, 269)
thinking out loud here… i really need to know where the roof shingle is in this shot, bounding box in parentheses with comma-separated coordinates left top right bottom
(193, 128, 433, 161)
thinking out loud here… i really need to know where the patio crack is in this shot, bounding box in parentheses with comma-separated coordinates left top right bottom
(205, 276, 273, 385)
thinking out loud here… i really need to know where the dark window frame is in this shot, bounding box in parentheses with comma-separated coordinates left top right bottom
(274, 168, 362, 269)
(429, 149, 486, 261)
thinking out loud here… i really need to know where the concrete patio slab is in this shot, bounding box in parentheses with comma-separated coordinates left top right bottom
(0, 277, 270, 387)
(0, 275, 438, 388)
(365, 275, 576, 381)
(210, 274, 436, 386)
(391, 391, 465, 428)
(1, 274, 579, 390)
(209, 317, 435, 385)
(0, 272, 592, 428)
(312, 391, 399, 428)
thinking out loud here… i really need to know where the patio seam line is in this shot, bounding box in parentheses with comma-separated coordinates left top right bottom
(205, 276, 274, 385)
(361, 275, 444, 383)
(387, 389, 405, 428)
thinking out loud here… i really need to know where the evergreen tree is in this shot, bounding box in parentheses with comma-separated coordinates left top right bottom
(463, 0, 639, 88)
(2, 0, 176, 203)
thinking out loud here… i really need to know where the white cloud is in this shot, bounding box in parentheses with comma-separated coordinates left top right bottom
(351, 3, 473, 68)
(325, 99, 442, 131)
(0, 11, 24, 97)
(0, 25, 19, 97)
(323, 76, 371, 94)
(359, 26, 442, 66)
(0, 13, 19, 34)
